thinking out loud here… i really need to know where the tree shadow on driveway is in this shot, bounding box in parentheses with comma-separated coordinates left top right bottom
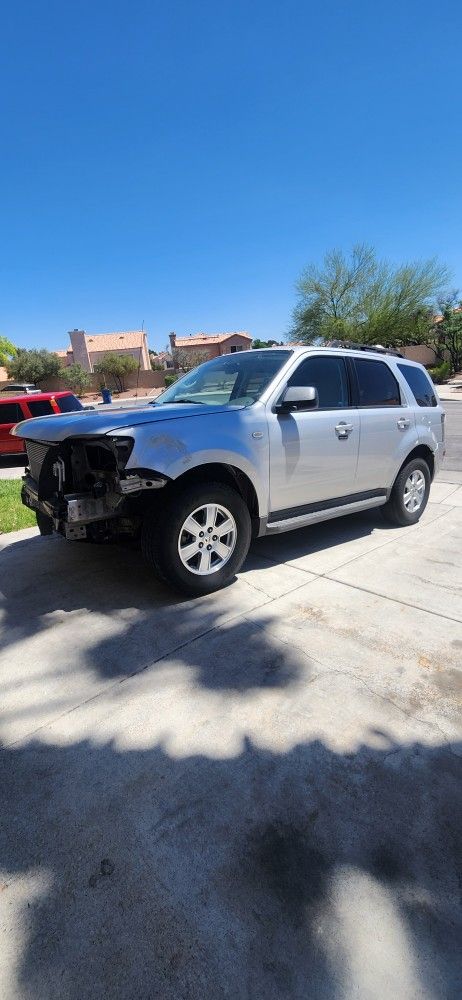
(0, 734, 461, 999)
(0, 507, 386, 664)
(0, 532, 307, 705)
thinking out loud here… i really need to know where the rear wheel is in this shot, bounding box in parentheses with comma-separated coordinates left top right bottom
(381, 457, 430, 526)
(141, 482, 252, 595)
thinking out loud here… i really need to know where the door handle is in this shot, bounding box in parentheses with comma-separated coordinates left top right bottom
(335, 422, 354, 438)
(397, 417, 410, 430)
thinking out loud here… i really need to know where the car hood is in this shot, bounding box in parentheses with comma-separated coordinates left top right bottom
(12, 402, 234, 443)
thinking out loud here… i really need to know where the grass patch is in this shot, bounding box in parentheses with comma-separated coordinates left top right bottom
(0, 479, 36, 533)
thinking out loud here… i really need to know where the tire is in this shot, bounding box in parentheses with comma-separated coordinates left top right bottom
(381, 457, 431, 526)
(36, 512, 53, 535)
(141, 482, 252, 595)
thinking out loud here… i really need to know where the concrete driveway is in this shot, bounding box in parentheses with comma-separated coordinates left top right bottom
(1, 470, 461, 998)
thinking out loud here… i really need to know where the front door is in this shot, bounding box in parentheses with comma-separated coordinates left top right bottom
(267, 354, 360, 516)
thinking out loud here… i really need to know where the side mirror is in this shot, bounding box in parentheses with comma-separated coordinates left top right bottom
(276, 385, 319, 412)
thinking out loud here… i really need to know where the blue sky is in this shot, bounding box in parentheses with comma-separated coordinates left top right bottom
(1, 0, 461, 353)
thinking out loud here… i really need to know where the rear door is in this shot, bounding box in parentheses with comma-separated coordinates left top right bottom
(350, 357, 416, 492)
(267, 354, 360, 514)
(396, 361, 444, 454)
(0, 401, 26, 454)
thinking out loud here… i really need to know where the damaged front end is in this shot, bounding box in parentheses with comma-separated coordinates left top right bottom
(21, 435, 168, 541)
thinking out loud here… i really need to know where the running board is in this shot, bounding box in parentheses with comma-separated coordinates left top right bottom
(266, 494, 387, 534)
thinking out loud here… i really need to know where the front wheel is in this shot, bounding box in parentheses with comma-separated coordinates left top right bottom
(141, 482, 252, 595)
(36, 511, 53, 535)
(381, 457, 431, 526)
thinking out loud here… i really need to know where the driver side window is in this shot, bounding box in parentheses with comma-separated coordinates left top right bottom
(288, 356, 349, 409)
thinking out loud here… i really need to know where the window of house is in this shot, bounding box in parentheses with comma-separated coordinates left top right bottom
(0, 402, 23, 423)
(352, 359, 401, 407)
(287, 355, 349, 409)
(27, 400, 55, 417)
(397, 363, 437, 407)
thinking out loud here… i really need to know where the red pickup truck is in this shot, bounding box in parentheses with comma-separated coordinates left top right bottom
(0, 391, 83, 456)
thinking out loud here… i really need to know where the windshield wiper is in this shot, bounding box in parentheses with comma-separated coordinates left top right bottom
(162, 398, 203, 405)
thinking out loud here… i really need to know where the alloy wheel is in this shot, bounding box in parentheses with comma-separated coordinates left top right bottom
(178, 503, 237, 575)
(403, 470, 426, 513)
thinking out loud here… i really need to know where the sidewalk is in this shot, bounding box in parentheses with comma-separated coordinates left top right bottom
(437, 384, 462, 401)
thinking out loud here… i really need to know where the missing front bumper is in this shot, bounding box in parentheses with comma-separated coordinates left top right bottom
(21, 478, 122, 527)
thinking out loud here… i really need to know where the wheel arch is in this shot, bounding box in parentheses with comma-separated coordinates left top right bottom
(394, 444, 435, 486)
(166, 462, 261, 521)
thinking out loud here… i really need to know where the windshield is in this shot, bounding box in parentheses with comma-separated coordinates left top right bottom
(56, 393, 83, 413)
(156, 350, 292, 407)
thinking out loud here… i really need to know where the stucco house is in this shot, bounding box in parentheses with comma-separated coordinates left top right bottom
(169, 331, 251, 364)
(56, 330, 151, 372)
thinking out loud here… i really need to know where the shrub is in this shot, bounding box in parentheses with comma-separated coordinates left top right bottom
(7, 348, 62, 385)
(427, 361, 451, 384)
(164, 374, 178, 387)
(93, 352, 138, 391)
(63, 363, 92, 396)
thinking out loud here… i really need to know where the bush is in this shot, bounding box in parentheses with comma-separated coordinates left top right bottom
(164, 374, 178, 387)
(93, 352, 138, 391)
(63, 363, 92, 396)
(427, 361, 451, 384)
(7, 348, 63, 385)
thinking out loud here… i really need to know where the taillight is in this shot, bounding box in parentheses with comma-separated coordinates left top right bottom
(441, 411, 445, 442)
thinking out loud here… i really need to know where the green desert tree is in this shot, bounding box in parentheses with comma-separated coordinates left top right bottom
(63, 363, 92, 396)
(7, 348, 63, 385)
(252, 339, 281, 349)
(434, 293, 462, 373)
(291, 244, 449, 348)
(0, 335, 17, 368)
(93, 352, 138, 392)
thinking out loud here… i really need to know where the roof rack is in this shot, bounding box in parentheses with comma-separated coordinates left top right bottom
(326, 340, 404, 358)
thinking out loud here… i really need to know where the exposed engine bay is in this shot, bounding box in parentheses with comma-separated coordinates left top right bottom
(21, 436, 167, 541)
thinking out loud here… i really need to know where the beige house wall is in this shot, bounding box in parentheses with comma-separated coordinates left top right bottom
(66, 331, 151, 372)
(175, 335, 251, 363)
(401, 344, 438, 366)
(69, 331, 91, 369)
(89, 346, 150, 370)
(34, 370, 165, 393)
(218, 334, 251, 354)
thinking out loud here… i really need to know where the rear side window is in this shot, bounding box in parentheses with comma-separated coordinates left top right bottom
(397, 364, 437, 407)
(27, 400, 54, 417)
(56, 394, 83, 413)
(0, 402, 23, 423)
(288, 356, 349, 408)
(353, 359, 401, 407)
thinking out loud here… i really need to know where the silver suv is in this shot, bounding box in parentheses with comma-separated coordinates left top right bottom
(14, 347, 445, 595)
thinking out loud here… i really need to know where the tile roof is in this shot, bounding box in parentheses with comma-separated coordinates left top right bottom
(84, 331, 146, 351)
(434, 306, 462, 324)
(175, 331, 252, 347)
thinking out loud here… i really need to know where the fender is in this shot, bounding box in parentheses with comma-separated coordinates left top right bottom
(124, 408, 270, 517)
